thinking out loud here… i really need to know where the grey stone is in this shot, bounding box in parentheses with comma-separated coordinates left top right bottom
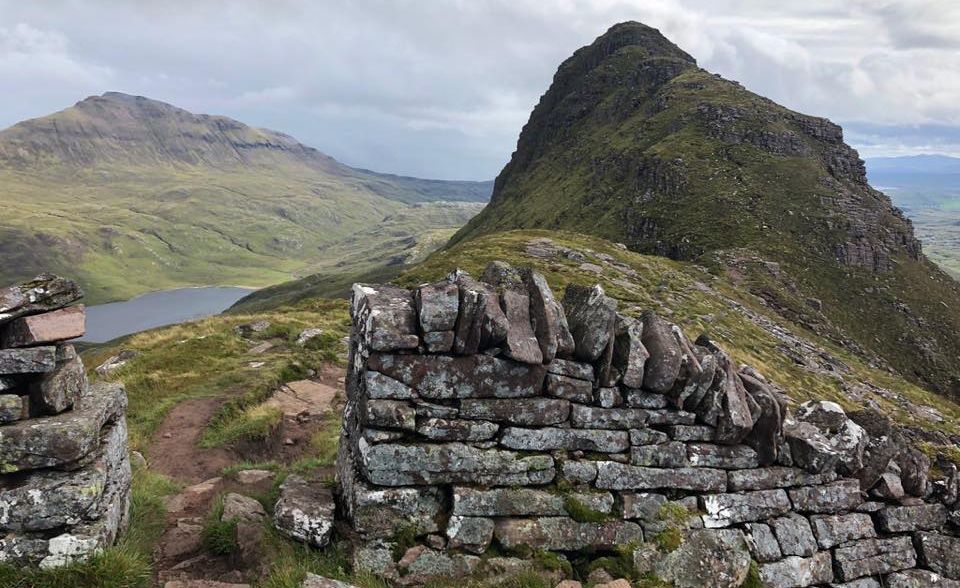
(452, 273, 508, 353)
(877, 503, 947, 533)
(93, 350, 138, 376)
(416, 418, 498, 441)
(886, 569, 960, 588)
(303, 574, 361, 588)
(744, 522, 781, 563)
(0, 274, 83, 326)
(596, 461, 727, 492)
(499, 290, 543, 365)
(222, 492, 267, 522)
(570, 405, 647, 429)
(500, 427, 629, 453)
(545, 373, 593, 403)
(480, 260, 525, 290)
(0, 394, 25, 423)
(655, 529, 751, 588)
(446, 516, 494, 554)
(629, 428, 670, 445)
(368, 353, 545, 399)
(895, 447, 930, 497)
(460, 398, 569, 426)
(810, 513, 876, 549)
(769, 513, 817, 556)
(639, 312, 682, 394)
(415, 282, 459, 332)
(348, 480, 443, 538)
(728, 466, 837, 491)
(916, 532, 960, 580)
(362, 428, 406, 443)
(494, 517, 642, 551)
(833, 536, 916, 581)
(397, 546, 480, 584)
(412, 400, 458, 419)
(452, 487, 613, 517)
(273, 475, 334, 548)
(759, 551, 834, 588)
(739, 371, 786, 466)
(352, 541, 398, 579)
(363, 400, 415, 431)
(700, 489, 792, 528)
(830, 579, 881, 588)
(624, 389, 669, 409)
(785, 420, 842, 473)
(563, 284, 617, 362)
(359, 439, 554, 486)
(686, 443, 759, 469)
(365, 370, 415, 400)
(235, 319, 270, 337)
(848, 408, 901, 490)
(546, 358, 593, 381)
(0, 346, 56, 375)
(645, 409, 697, 425)
(668, 425, 715, 442)
(794, 401, 868, 476)
(523, 270, 573, 362)
(597, 387, 622, 408)
(30, 353, 87, 414)
(713, 353, 754, 445)
(351, 283, 419, 352)
(789, 480, 863, 513)
(631, 442, 688, 467)
(560, 461, 598, 485)
(422, 330, 455, 353)
(613, 314, 648, 389)
(0, 381, 126, 472)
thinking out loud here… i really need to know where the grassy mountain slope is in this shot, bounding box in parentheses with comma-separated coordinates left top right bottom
(451, 22, 960, 398)
(0, 93, 489, 303)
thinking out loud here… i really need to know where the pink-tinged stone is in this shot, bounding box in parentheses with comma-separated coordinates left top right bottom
(1, 305, 85, 347)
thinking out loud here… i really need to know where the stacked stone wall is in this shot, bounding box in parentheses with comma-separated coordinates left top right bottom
(0, 274, 131, 568)
(336, 262, 960, 587)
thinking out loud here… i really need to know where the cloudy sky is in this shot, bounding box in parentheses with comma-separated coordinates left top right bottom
(1, 0, 958, 180)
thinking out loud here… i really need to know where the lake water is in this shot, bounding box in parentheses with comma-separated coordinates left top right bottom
(81, 286, 255, 343)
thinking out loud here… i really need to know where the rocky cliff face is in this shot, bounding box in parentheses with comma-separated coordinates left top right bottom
(452, 21, 960, 398)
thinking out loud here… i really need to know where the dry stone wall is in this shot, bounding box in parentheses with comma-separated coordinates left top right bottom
(335, 262, 960, 587)
(0, 274, 131, 568)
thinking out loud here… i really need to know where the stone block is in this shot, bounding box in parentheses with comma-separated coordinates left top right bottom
(563, 284, 617, 363)
(686, 443, 759, 469)
(743, 522, 781, 563)
(769, 513, 816, 556)
(500, 290, 543, 365)
(640, 312, 682, 394)
(459, 398, 569, 426)
(1, 305, 85, 347)
(415, 282, 459, 332)
(571, 405, 647, 429)
(561, 460, 597, 484)
(833, 536, 916, 581)
(624, 389, 669, 409)
(596, 387, 622, 408)
(365, 371, 415, 400)
(273, 475, 335, 548)
(631, 442, 687, 467)
(500, 427, 629, 453)
(613, 314, 648, 389)
(595, 461, 727, 492)
(523, 270, 573, 363)
(886, 569, 960, 588)
(0, 346, 56, 375)
(452, 487, 612, 517)
(645, 409, 697, 425)
(788, 480, 862, 513)
(655, 529, 751, 588)
(545, 373, 593, 403)
(30, 354, 87, 414)
(363, 400, 415, 431)
(416, 418, 498, 442)
(876, 503, 947, 533)
(351, 284, 419, 351)
(758, 551, 833, 588)
(727, 467, 837, 491)
(0, 394, 26, 423)
(349, 481, 443, 538)
(368, 353, 545, 399)
(494, 517, 642, 551)
(809, 513, 876, 549)
(700, 489, 792, 528)
(0, 274, 82, 326)
(546, 358, 594, 381)
(422, 330, 454, 353)
(668, 425, 715, 442)
(446, 516, 494, 554)
(915, 532, 960, 580)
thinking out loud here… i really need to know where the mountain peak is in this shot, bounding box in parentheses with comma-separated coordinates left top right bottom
(591, 21, 696, 64)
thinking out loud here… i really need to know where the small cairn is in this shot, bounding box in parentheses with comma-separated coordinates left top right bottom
(301, 261, 960, 587)
(0, 274, 131, 568)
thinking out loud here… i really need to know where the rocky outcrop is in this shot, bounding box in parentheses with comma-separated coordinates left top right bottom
(0, 275, 132, 568)
(316, 262, 960, 586)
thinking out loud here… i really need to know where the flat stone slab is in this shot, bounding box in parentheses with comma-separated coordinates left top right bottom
(833, 536, 916, 581)
(0, 347, 56, 375)
(416, 418, 498, 442)
(368, 353, 545, 399)
(359, 439, 555, 486)
(273, 475, 335, 548)
(727, 467, 837, 491)
(0, 381, 126, 472)
(0, 274, 82, 326)
(686, 443, 759, 469)
(700, 489, 792, 528)
(494, 517, 642, 551)
(499, 427, 629, 453)
(809, 513, 876, 549)
(263, 379, 336, 417)
(570, 405, 648, 429)
(452, 487, 612, 517)
(876, 503, 947, 533)
(545, 358, 594, 381)
(788, 480, 863, 513)
(1, 305, 85, 347)
(459, 398, 569, 426)
(595, 461, 727, 492)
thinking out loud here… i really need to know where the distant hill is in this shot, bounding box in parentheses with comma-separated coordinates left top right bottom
(0, 92, 491, 303)
(450, 22, 960, 398)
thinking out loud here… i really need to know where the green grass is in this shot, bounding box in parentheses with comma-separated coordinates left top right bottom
(202, 497, 239, 556)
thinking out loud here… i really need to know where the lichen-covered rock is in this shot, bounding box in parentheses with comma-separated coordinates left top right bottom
(93, 350, 138, 376)
(523, 269, 574, 362)
(655, 529, 751, 588)
(545, 373, 593, 403)
(351, 284, 419, 352)
(833, 536, 916, 581)
(639, 312, 682, 393)
(563, 284, 617, 362)
(596, 387, 622, 408)
(499, 290, 543, 365)
(368, 353, 545, 399)
(788, 480, 863, 513)
(415, 282, 459, 333)
(0, 346, 57, 375)
(459, 398, 569, 425)
(700, 489, 792, 528)
(416, 418, 498, 442)
(303, 574, 361, 588)
(629, 428, 669, 445)
(494, 517, 642, 551)
(0, 274, 83, 326)
(422, 330, 455, 353)
(363, 400, 415, 431)
(396, 545, 480, 585)
(273, 475, 335, 548)
(222, 492, 267, 523)
(364, 371, 415, 400)
(895, 447, 931, 497)
(452, 273, 508, 354)
(744, 522, 781, 563)
(0, 381, 126, 472)
(686, 443, 759, 469)
(631, 442, 687, 468)
(727, 466, 838, 491)
(915, 532, 960, 580)
(769, 513, 817, 556)
(561, 460, 598, 484)
(885, 570, 960, 588)
(625, 389, 669, 409)
(359, 439, 555, 486)
(30, 353, 87, 414)
(0, 394, 25, 423)
(612, 314, 648, 389)
(758, 551, 833, 588)
(809, 513, 875, 549)
(784, 420, 841, 474)
(713, 352, 754, 445)
(595, 461, 727, 492)
(668, 425, 715, 442)
(500, 427, 629, 453)
(739, 371, 785, 466)
(848, 408, 901, 490)
(452, 487, 612, 517)
(570, 405, 647, 429)
(877, 503, 947, 533)
(793, 401, 867, 475)
(546, 358, 593, 381)
(446, 516, 494, 554)
(346, 480, 442, 538)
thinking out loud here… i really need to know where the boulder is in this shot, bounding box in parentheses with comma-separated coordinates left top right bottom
(596, 462, 727, 492)
(758, 551, 834, 588)
(368, 353, 545, 399)
(94, 350, 139, 376)
(359, 439, 555, 486)
(0, 346, 56, 375)
(700, 489, 792, 528)
(612, 314, 648, 389)
(499, 427, 629, 453)
(793, 401, 867, 475)
(655, 529, 751, 588)
(295, 328, 324, 346)
(522, 269, 575, 362)
(639, 312, 682, 393)
(1, 305, 85, 347)
(0, 274, 83, 326)
(460, 398, 569, 426)
(234, 319, 270, 338)
(784, 420, 840, 474)
(273, 475, 335, 548)
(809, 513, 876, 549)
(221, 493, 266, 523)
(562, 284, 617, 362)
(351, 283, 419, 352)
(832, 536, 916, 581)
(494, 517, 642, 551)
(415, 282, 459, 333)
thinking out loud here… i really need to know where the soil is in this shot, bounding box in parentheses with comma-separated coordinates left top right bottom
(148, 397, 234, 484)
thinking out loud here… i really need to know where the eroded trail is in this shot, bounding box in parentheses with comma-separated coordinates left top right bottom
(149, 396, 233, 484)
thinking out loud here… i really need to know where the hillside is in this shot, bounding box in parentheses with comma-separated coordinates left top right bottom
(0, 92, 490, 303)
(451, 22, 960, 399)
